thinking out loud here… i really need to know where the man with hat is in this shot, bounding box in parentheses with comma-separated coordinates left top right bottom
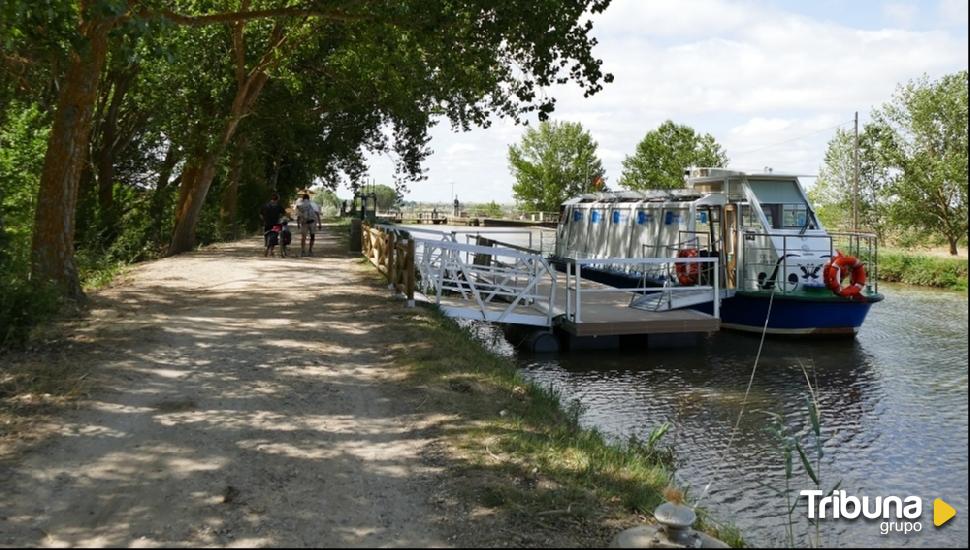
(295, 191, 319, 256)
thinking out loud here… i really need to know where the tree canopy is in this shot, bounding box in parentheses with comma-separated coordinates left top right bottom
(872, 71, 968, 255)
(508, 120, 606, 212)
(619, 121, 727, 190)
(811, 71, 967, 254)
(0, 0, 615, 301)
(809, 126, 893, 237)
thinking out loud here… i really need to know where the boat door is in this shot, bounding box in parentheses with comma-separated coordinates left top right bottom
(722, 204, 738, 288)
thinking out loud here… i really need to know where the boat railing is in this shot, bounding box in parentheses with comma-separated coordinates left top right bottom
(636, 233, 723, 285)
(740, 230, 879, 294)
(562, 256, 721, 323)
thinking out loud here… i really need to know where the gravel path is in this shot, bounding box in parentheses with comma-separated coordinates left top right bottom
(0, 228, 450, 547)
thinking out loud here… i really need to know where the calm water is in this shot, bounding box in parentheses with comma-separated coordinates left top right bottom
(405, 225, 968, 546)
(465, 284, 968, 547)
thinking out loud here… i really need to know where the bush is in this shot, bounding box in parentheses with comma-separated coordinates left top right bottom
(0, 261, 63, 348)
(878, 251, 968, 290)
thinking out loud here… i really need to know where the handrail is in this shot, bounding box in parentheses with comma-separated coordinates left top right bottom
(563, 256, 721, 323)
(739, 229, 879, 293)
(411, 236, 558, 326)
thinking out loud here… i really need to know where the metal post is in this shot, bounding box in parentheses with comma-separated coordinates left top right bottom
(566, 261, 572, 320)
(575, 262, 582, 324)
(713, 258, 720, 319)
(853, 111, 860, 231)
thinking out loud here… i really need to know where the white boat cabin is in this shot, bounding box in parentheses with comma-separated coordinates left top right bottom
(555, 168, 874, 293)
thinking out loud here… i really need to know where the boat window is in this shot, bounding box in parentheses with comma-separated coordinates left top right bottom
(741, 205, 759, 228)
(747, 180, 817, 230)
(761, 204, 817, 229)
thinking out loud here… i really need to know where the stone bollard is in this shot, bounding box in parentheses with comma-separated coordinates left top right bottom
(610, 502, 730, 549)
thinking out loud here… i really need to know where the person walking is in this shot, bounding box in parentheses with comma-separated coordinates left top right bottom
(260, 193, 285, 256)
(296, 192, 318, 256)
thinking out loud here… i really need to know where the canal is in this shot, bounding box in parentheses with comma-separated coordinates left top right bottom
(465, 283, 967, 547)
(401, 224, 967, 546)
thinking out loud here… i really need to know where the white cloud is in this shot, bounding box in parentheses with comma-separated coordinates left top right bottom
(445, 143, 478, 156)
(938, 0, 969, 26)
(884, 3, 918, 27)
(356, 0, 969, 203)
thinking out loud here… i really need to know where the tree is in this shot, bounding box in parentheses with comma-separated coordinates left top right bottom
(480, 201, 503, 218)
(21, 0, 615, 294)
(366, 184, 400, 211)
(508, 120, 605, 211)
(870, 71, 968, 255)
(809, 126, 893, 236)
(619, 120, 727, 190)
(312, 188, 342, 217)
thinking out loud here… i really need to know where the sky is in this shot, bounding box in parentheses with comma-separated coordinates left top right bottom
(347, 0, 969, 205)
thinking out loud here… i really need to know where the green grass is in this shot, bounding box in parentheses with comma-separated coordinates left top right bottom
(391, 307, 743, 547)
(877, 250, 968, 290)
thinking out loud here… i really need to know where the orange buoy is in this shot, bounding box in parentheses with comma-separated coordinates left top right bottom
(823, 251, 867, 299)
(676, 248, 700, 286)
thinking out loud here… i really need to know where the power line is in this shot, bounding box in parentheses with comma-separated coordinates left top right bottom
(730, 119, 855, 157)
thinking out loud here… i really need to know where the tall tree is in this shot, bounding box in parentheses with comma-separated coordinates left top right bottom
(23, 0, 615, 294)
(619, 120, 727, 190)
(508, 120, 605, 212)
(871, 71, 968, 255)
(809, 126, 893, 236)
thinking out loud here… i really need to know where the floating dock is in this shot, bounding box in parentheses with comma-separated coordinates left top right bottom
(361, 223, 722, 350)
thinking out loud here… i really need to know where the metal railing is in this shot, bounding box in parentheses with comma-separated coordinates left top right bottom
(377, 223, 558, 259)
(562, 256, 721, 323)
(740, 230, 879, 294)
(413, 238, 558, 326)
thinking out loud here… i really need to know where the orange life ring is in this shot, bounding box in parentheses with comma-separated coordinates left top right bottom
(676, 248, 700, 286)
(823, 251, 867, 299)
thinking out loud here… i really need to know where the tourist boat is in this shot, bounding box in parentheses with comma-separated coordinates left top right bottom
(552, 168, 884, 335)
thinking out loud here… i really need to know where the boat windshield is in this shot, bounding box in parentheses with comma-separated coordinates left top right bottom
(747, 180, 819, 230)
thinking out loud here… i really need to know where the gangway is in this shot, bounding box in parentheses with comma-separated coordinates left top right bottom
(362, 224, 721, 343)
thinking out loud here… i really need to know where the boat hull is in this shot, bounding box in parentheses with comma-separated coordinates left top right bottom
(550, 260, 881, 336)
(690, 292, 879, 336)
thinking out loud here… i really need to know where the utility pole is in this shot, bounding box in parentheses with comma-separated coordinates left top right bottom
(853, 111, 859, 231)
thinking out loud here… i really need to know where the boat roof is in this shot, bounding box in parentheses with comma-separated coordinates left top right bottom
(560, 168, 808, 207)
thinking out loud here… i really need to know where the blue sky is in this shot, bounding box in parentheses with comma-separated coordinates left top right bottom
(350, 0, 969, 204)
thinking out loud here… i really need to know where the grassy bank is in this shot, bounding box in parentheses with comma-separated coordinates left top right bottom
(878, 250, 968, 290)
(388, 305, 743, 547)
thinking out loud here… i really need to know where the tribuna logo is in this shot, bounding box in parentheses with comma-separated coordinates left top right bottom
(801, 490, 924, 535)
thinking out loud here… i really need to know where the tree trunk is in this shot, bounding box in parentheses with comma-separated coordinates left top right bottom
(166, 71, 270, 255)
(151, 143, 180, 245)
(94, 66, 138, 238)
(167, 152, 219, 256)
(948, 234, 958, 256)
(30, 19, 111, 298)
(166, 19, 286, 255)
(221, 138, 246, 238)
(96, 143, 115, 221)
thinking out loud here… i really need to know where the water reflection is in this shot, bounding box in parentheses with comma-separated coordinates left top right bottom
(466, 285, 968, 547)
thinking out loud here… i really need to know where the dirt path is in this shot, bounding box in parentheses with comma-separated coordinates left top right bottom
(0, 229, 452, 547)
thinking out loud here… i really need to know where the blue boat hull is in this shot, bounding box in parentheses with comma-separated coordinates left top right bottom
(690, 293, 878, 335)
(550, 260, 880, 336)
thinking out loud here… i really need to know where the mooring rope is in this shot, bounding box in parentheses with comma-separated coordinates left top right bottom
(694, 284, 777, 508)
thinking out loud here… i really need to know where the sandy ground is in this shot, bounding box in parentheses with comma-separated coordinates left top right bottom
(0, 229, 454, 547)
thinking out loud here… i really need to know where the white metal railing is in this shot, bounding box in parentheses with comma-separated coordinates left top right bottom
(379, 223, 554, 262)
(412, 237, 558, 326)
(563, 256, 721, 323)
